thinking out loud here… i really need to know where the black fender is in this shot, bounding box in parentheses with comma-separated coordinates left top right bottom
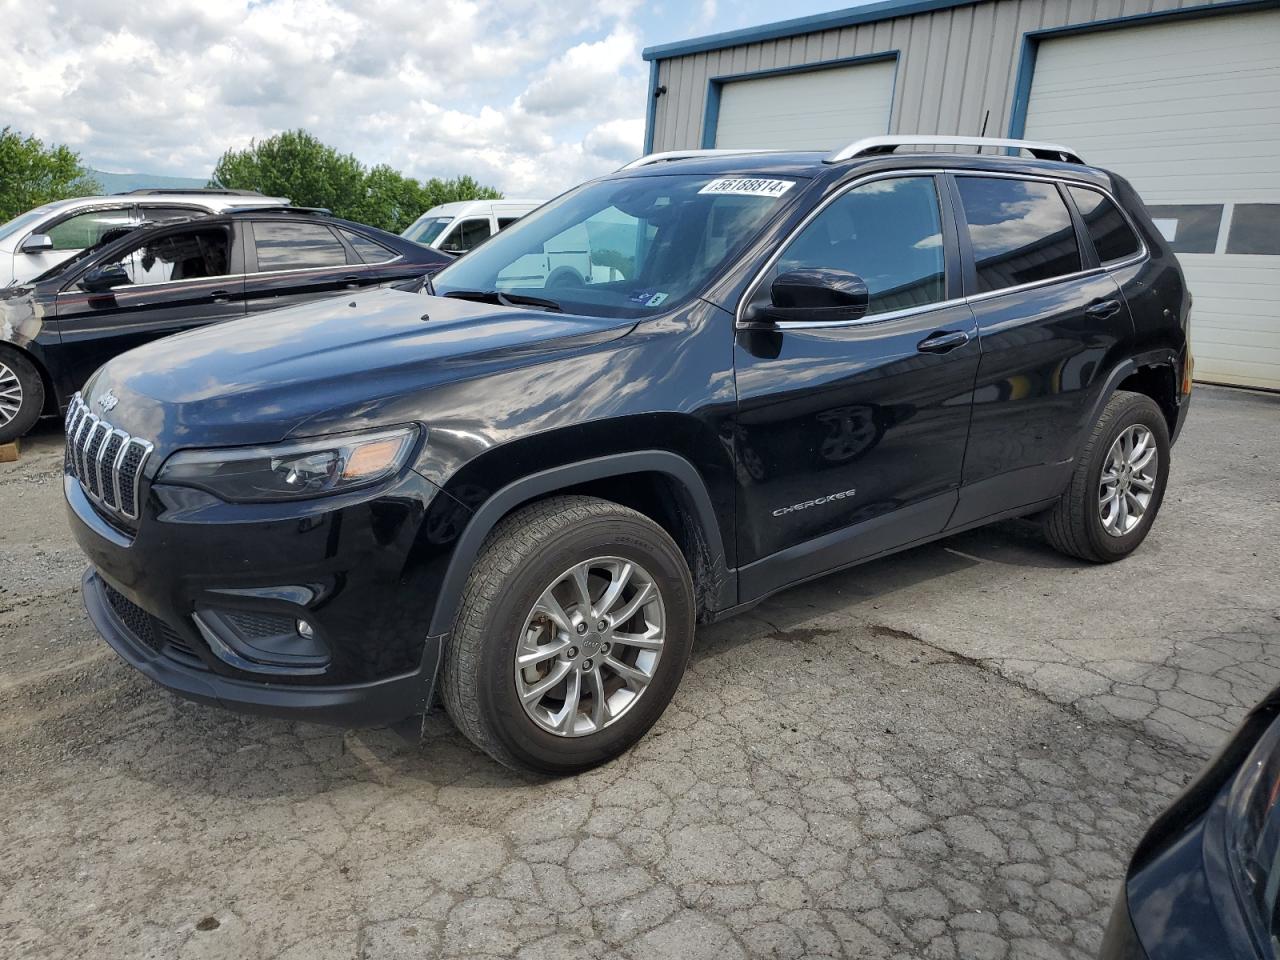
(1069, 349, 1181, 457)
(426, 450, 734, 637)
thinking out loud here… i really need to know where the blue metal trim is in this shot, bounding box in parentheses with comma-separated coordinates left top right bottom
(643, 59, 659, 154)
(1008, 0, 1279, 138)
(699, 51, 900, 150)
(642, 0, 981, 61)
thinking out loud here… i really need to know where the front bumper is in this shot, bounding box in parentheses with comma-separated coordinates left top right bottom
(67, 463, 469, 727)
(84, 568, 442, 726)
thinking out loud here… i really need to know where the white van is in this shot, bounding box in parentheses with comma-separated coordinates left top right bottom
(0, 189, 288, 286)
(401, 199, 542, 255)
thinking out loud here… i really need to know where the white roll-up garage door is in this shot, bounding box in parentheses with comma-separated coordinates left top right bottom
(1023, 8, 1280, 390)
(713, 59, 896, 151)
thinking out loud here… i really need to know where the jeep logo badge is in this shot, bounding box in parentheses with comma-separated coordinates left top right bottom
(97, 390, 119, 413)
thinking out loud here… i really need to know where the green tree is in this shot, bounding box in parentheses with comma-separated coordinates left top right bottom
(210, 129, 367, 220)
(210, 129, 502, 233)
(0, 127, 101, 222)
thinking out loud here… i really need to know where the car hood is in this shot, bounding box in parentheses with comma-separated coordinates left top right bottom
(86, 287, 636, 449)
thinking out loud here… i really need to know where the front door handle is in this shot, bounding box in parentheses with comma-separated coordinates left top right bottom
(210, 289, 231, 303)
(1086, 299, 1122, 319)
(342, 276, 362, 289)
(917, 330, 971, 354)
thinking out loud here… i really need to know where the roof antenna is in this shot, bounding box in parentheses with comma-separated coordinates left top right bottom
(978, 109, 990, 150)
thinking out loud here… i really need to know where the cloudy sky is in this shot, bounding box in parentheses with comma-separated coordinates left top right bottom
(2, 0, 859, 198)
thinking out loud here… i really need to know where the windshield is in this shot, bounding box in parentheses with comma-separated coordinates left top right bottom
(403, 216, 454, 246)
(430, 174, 802, 319)
(0, 206, 56, 245)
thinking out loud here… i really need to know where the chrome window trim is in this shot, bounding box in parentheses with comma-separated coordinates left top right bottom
(248, 258, 401, 279)
(735, 168, 954, 331)
(735, 168, 1148, 331)
(58, 272, 248, 296)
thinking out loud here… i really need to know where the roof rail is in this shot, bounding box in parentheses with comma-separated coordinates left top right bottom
(619, 148, 790, 170)
(224, 205, 332, 216)
(119, 187, 269, 196)
(826, 135, 1084, 165)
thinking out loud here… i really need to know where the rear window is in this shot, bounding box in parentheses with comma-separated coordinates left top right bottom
(956, 177, 1082, 293)
(1068, 187, 1141, 265)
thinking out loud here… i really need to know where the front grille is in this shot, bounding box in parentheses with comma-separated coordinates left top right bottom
(65, 394, 154, 521)
(103, 583, 205, 668)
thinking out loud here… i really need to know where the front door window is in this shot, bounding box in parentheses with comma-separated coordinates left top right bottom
(762, 175, 948, 316)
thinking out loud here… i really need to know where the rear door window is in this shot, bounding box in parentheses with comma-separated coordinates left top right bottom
(1068, 187, 1141, 265)
(252, 221, 349, 271)
(955, 177, 1082, 293)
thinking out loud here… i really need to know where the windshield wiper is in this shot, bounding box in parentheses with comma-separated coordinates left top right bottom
(441, 289, 563, 313)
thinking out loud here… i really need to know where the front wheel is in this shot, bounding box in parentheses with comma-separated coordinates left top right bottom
(0, 348, 44, 445)
(1043, 390, 1171, 563)
(440, 495, 695, 774)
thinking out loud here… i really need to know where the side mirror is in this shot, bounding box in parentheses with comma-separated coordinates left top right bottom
(79, 263, 131, 293)
(20, 234, 53, 254)
(746, 268, 870, 325)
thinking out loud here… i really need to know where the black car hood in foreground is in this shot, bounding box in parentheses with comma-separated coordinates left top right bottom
(86, 287, 636, 449)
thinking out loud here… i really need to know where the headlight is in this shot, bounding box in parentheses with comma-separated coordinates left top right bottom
(1226, 711, 1280, 943)
(157, 426, 419, 502)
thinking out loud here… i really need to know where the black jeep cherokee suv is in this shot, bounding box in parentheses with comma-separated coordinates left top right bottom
(65, 136, 1192, 774)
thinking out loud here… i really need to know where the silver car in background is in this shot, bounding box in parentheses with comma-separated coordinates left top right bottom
(0, 188, 288, 286)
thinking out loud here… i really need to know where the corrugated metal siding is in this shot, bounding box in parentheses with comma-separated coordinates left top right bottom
(649, 0, 1241, 153)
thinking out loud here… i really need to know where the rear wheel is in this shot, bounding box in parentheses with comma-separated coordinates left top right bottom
(0, 348, 44, 445)
(1043, 390, 1170, 562)
(440, 495, 695, 774)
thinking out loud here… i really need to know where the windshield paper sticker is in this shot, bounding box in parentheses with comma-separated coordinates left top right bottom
(699, 178, 795, 198)
(645, 293, 669, 307)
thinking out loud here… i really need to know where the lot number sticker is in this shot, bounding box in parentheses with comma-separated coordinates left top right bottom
(698, 178, 795, 198)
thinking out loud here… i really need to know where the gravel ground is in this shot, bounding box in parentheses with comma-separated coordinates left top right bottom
(1, 384, 1277, 960)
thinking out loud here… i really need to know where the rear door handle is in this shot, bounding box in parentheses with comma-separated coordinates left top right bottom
(917, 330, 971, 354)
(342, 275, 362, 288)
(210, 289, 231, 303)
(1086, 299, 1122, 319)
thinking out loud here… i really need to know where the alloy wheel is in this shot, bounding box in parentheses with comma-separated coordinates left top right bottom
(1099, 424, 1158, 537)
(515, 556, 666, 737)
(0, 360, 22, 429)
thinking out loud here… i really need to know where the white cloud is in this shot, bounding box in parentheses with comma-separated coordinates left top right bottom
(0, 0, 650, 197)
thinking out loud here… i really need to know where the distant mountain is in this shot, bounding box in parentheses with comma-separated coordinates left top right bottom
(89, 169, 209, 194)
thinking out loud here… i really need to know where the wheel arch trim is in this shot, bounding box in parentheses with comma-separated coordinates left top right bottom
(427, 450, 734, 637)
(1075, 351, 1180, 453)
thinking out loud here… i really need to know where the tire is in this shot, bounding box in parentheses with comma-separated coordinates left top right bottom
(0, 348, 45, 445)
(1043, 390, 1171, 563)
(440, 495, 695, 774)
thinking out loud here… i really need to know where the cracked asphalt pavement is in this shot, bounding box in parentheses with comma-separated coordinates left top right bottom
(2, 385, 1277, 960)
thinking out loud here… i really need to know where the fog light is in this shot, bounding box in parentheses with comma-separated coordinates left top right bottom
(297, 620, 315, 639)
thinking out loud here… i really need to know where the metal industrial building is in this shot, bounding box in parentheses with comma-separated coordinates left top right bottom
(641, 0, 1280, 390)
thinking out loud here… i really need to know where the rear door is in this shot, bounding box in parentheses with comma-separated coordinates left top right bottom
(949, 173, 1136, 527)
(733, 173, 979, 599)
(244, 219, 366, 314)
(51, 221, 247, 390)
